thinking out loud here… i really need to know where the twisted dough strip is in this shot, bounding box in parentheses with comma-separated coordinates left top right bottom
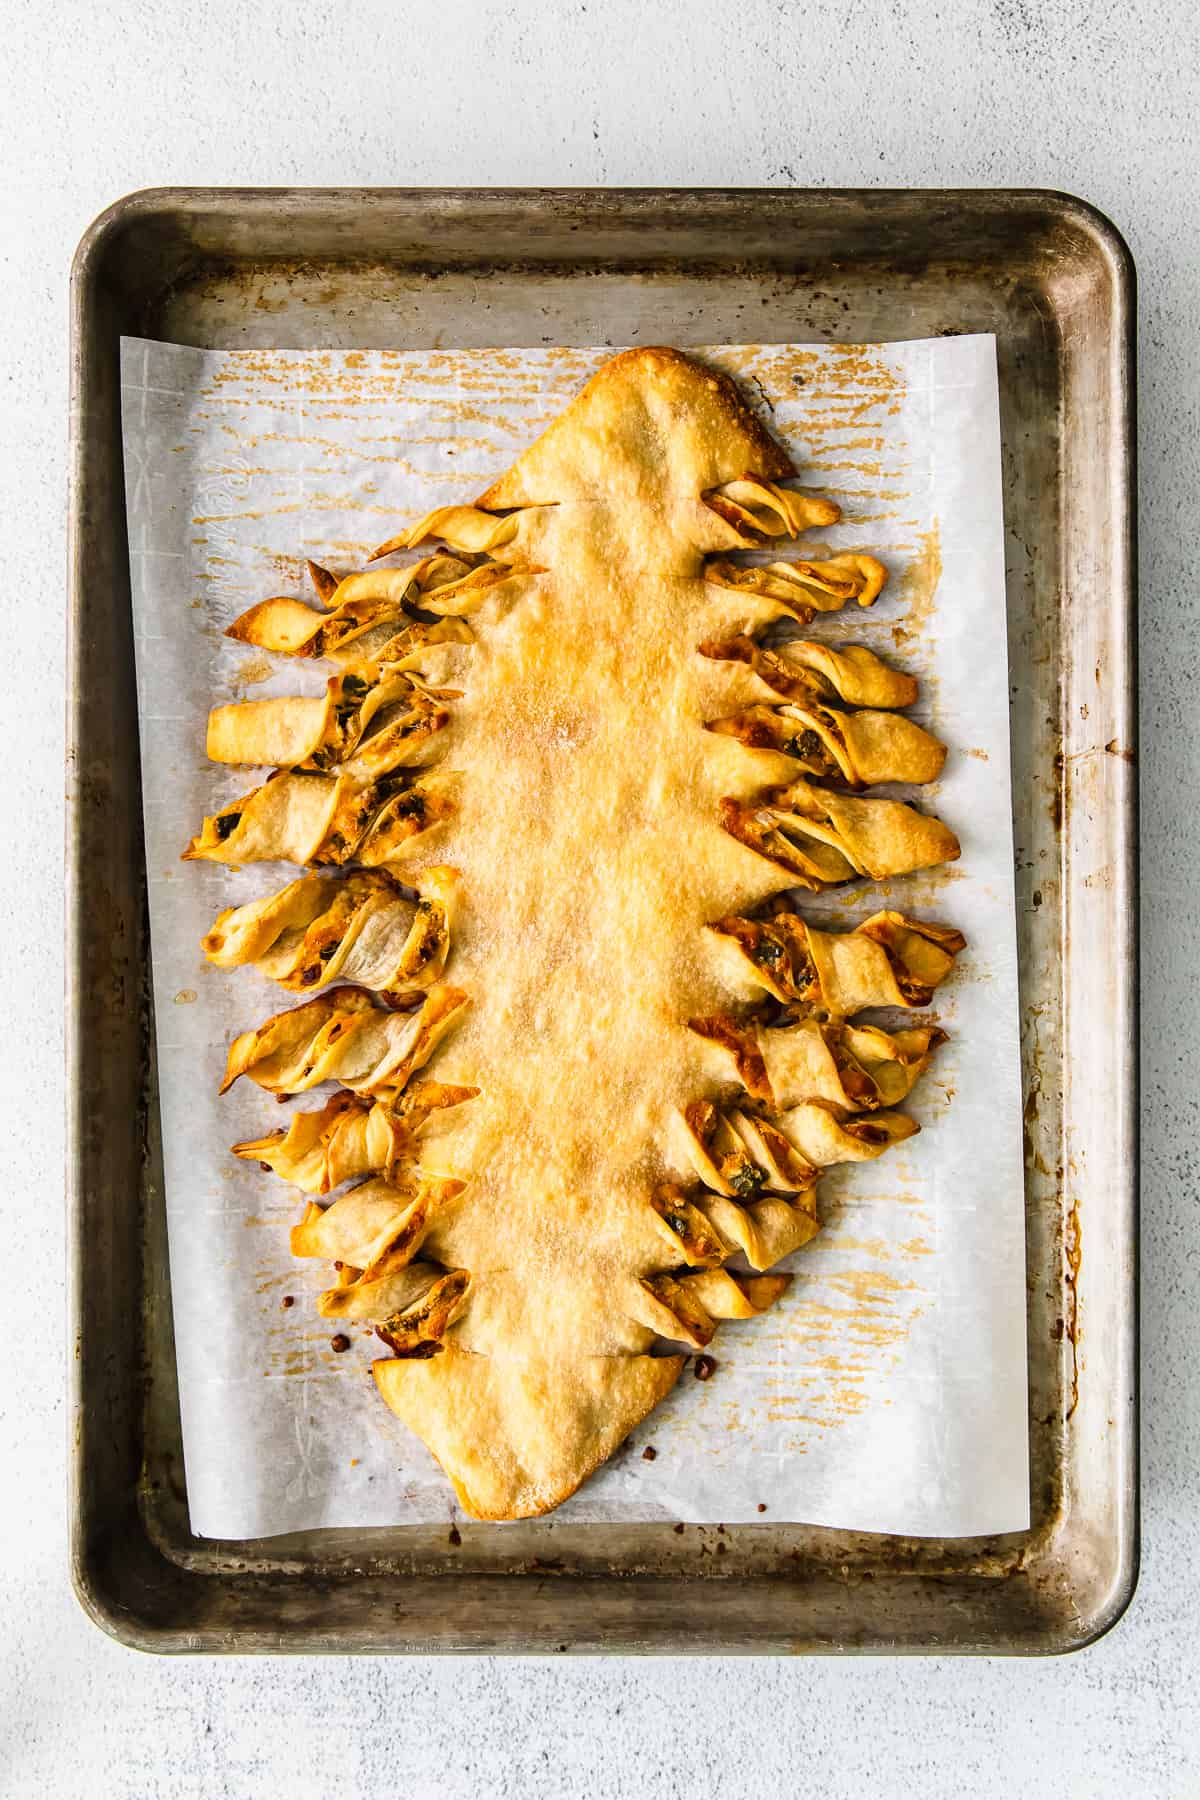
(675, 1095, 917, 1202)
(221, 983, 468, 1104)
(370, 506, 526, 563)
(233, 1081, 478, 1194)
(699, 633, 918, 710)
(631, 1267, 793, 1351)
(291, 1173, 453, 1276)
(712, 907, 966, 1014)
(689, 1013, 946, 1112)
(695, 1187, 822, 1273)
(720, 775, 959, 888)
(207, 671, 450, 780)
(203, 866, 458, 1000)
(373, 1270, 473, 1355)
(182, 767, 457, 868)
(290, 1175, 470, 1347)
(704, 552, 888, 623)
(701, 475, 842, 542)
(652, 1173, 821, 1274)
(707, 701, 946, 788)
(227, 556, 476, 668)
(352, 560, 529, 619)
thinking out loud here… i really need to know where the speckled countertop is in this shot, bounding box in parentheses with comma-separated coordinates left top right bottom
(7, 0, 1195, 1793)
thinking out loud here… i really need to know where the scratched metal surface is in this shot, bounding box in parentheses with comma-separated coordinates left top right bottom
(67, 189, 1136, 1652)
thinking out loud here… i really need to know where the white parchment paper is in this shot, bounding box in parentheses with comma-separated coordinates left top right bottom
(121, 335, 1028, 1539)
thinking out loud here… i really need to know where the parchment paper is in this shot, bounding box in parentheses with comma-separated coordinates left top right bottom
(121, 335, 1028, 1538)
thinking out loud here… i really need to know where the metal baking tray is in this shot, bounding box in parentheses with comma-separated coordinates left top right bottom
(67, 188, 1137, 1654)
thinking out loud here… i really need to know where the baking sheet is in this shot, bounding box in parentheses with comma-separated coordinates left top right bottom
(121, 334, 1028, 1539)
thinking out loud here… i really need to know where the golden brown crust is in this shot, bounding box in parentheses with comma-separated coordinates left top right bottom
(476, 346, 795, 510)
(373, 1344, 685, 1519)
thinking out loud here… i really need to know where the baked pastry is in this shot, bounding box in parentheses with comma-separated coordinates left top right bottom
(199, 347, 963, 1518)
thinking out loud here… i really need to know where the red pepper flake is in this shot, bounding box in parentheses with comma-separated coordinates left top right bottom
(641, 1445, 657, 1462)
(757, 1502, 767, 1513)
(259, 1161, 273, 1173)
(448, 1524, 462, 1547)
(693, 1355, 717, 1382)
(330, 1334, 351, 1353)
(280, 1295, 295, 1310)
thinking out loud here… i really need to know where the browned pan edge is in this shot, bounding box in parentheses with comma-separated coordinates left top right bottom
(66, 188, 1137, 1654)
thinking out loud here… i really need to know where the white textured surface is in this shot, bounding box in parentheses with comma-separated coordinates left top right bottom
(5, 0, 1195, 1792)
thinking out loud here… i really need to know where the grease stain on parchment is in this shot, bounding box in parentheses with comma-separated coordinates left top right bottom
(890, 523, 943, 645)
